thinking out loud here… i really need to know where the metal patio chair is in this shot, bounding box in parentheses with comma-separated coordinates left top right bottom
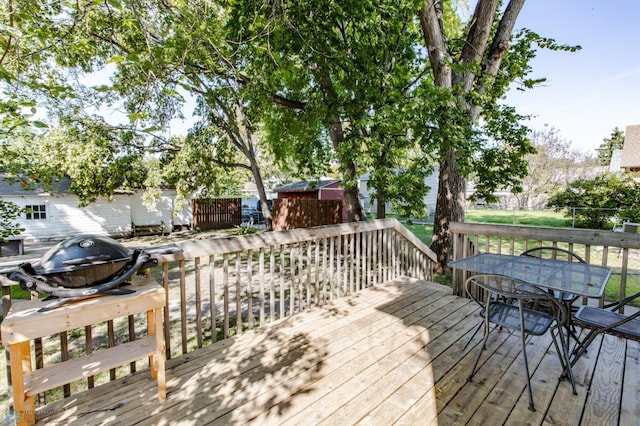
(571, 291, 640, 366)
(465, 274, 577, 412)
(520, 247, 585, 339)
(520, 246, 586, 307)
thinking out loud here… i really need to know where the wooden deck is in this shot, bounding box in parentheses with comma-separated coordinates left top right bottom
(39, 277, 639, 425)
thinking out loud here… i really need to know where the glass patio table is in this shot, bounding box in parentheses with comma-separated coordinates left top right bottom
(449, 253, 612, 299)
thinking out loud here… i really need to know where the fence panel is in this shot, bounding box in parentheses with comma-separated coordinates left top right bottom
(272, 199, 342, 231)
(192, 198, 241, 230)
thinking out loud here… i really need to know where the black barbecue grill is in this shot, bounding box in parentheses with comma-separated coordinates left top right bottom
(4, 235, 181, 311)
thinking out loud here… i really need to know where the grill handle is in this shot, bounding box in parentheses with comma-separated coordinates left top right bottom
(8, 250, 153, 298)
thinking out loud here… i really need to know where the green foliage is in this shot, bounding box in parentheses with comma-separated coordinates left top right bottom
(0, 199, 25, 242)
(547, 173, 640, 229)
(0, 1, 582, 233)
(0, 0, 264, 210)
(228, 0, 430, 217)
(235, 224, 260, 235)
(596, 127, 625, 166)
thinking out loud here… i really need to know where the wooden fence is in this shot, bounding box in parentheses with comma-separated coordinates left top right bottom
(450, 221, 640, 310)
(272, 198, 342, 231)
(0, 219, 437, 408)
(192, 198, 240, 230)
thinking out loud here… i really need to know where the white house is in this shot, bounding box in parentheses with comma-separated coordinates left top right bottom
(358, 167, 439, 217)
(0, 176, 191, 241)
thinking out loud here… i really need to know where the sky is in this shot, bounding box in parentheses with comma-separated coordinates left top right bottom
(502, 0, 640, 155)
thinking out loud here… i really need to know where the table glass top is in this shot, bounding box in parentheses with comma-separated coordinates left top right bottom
(449, 253, 612, 298)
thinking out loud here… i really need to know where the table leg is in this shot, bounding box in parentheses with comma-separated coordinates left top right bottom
(9, 341, 35, 425)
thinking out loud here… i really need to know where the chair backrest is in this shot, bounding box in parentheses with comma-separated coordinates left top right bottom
(520, 247, 585, 263)
(465, 274, 550, 304)
(465, 274, 570, 327)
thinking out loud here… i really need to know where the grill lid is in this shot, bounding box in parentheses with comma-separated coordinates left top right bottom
(36, 235, 132, 275)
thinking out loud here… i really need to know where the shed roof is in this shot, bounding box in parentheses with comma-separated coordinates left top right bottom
(274, 179, 341, 193)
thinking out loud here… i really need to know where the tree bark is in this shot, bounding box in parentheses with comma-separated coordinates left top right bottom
(419, 0, 526, 270)
(430, 147, 465, 272)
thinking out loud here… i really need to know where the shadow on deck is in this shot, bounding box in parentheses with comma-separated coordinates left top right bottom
(39, 278, 639, 425)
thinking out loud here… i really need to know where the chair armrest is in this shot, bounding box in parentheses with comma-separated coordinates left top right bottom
(603, 290, 640, 311)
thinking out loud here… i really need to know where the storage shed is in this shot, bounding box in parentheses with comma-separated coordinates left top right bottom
(274, 179, 347, 222)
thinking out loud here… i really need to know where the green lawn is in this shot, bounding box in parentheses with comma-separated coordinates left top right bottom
(401, 208, 571, 244)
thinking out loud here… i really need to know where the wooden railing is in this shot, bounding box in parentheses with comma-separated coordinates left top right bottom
(450, 221, 640, 308)
(153, 218, 437, 358)
(1, 219, 437, 407)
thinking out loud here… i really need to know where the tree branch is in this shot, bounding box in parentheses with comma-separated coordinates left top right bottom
(271, 94, 306, 110)
(456, 0, 499, 89)
(418, 0, 451, 87)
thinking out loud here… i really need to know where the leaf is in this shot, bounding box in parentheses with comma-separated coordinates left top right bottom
(107, 56, 126, 64)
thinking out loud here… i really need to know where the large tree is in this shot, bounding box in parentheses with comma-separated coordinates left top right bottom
(418, 0, 578, 270)
(1, 0, 578, 256)
(227, 0, 436, 222)
(516, 125, 594, 209)
(1, 0, 276, 228)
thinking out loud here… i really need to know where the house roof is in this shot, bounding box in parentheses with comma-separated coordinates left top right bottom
(274, 179, 341, 193)
(0, 174, 142, 197)
(621, 125, 640, 169)
(0, 175, 72, 196)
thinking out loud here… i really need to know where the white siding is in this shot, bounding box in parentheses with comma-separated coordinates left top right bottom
(5, 189, 193, 240)
(358, 166, 439, 216)
(8, 195, 132, 240)
(172, 198, 192, 228)
(129, 190, 192, 232)
(130, 192, 171, 234)
(422, 166, 439, 213)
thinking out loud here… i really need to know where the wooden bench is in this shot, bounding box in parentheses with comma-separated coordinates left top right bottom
(132, 221, 165, 236)
(1, 278, 166, 425)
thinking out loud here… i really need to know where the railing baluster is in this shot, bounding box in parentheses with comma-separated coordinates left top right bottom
(279, 244, 285, 319)
(223, 253, 230, 338)
(306, 242, 312, 308)
(259, 247, 265, 326)
(235, 252, 242, 336)
(269, 247, 275, 322)
(195, 257, 202, 348)
(247, 249, 254, 329)
(209, 254, 217, 343)
(179, 259, 187, 354)
(314, 239, 320, 306)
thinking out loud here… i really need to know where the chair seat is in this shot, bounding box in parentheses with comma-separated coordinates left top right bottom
(486, 302, 554, 336)
(574, 306, 640, 339)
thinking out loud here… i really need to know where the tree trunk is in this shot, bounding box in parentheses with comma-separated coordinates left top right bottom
(330, 132, 366, 222)
(249, 158, 272, 231)
(430, 148, 465, 272)
(376, 194, 386, 219)
(320, 67, 366, 222)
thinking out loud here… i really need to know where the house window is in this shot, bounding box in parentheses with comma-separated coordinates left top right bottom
(25, 204, 47, 220)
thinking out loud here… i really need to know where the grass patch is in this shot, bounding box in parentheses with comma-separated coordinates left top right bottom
(465, 208, 571, 227)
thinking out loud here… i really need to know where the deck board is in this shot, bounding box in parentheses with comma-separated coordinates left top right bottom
(38, 277, 635, 425)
